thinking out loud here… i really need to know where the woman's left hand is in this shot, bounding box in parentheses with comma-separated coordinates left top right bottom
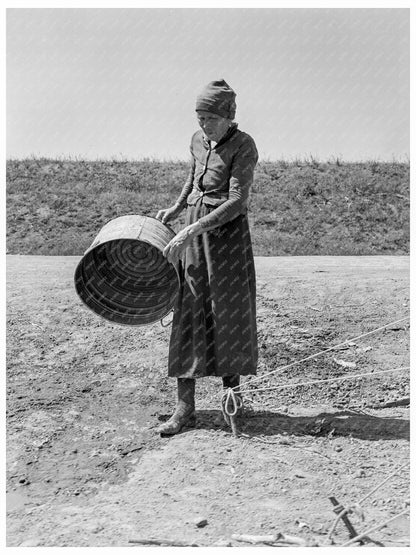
(163, 223, 202, 264)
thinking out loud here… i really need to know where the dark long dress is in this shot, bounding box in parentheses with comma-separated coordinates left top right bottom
(168, 200, 257, 378)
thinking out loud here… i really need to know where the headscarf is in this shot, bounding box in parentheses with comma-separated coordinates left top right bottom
(195, 79, 237, 120)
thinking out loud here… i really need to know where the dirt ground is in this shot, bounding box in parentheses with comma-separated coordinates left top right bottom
(6, 255, 410, 548)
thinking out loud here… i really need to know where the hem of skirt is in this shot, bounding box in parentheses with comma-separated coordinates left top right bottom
(167, 371, 258, 379)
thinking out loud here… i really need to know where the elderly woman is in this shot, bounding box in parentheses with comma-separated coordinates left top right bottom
(155, 79, 258, 435)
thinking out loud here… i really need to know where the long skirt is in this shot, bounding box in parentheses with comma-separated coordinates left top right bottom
(168, 201, 258, 378)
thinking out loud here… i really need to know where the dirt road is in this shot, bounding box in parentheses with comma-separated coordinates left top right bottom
(6, 255, 410, 547)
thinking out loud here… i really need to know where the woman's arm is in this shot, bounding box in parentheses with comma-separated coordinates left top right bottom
(156, 156, 195, 224)
(176, 156, 195, 207)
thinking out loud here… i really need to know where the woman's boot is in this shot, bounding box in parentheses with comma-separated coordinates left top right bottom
(156, 378, 196, 436)
(223, 374, 241, 392)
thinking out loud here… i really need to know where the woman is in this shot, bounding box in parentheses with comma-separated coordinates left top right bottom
(155, 79, 258, 435)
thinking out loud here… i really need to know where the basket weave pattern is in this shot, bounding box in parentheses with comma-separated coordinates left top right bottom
(74, 215, 180, 326)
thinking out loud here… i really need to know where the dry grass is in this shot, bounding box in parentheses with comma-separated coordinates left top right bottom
(6, 157, 409, 256)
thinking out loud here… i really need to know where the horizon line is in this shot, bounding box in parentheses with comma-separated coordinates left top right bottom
(6, 154, 410, 165)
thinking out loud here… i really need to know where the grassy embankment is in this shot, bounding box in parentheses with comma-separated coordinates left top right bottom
(6, 158, 409, 256)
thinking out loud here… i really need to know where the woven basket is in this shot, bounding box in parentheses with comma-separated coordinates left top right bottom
(74, 215, 180, 326)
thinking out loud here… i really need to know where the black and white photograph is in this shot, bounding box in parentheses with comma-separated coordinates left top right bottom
(5, 3, 411, 549)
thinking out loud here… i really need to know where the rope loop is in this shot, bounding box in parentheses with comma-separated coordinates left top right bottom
(221, 387, 243, 419)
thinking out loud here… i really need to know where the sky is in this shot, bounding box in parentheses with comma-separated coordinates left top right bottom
(6, 7, 410, 161)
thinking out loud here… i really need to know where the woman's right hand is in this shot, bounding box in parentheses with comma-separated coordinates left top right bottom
(156, 204, 183, 224)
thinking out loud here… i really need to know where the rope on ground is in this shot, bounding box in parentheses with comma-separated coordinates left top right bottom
(201, 315, 409, 426)
(341, 509, 409, 547)
(326, 460, 410, 542)
(237, 316, 409, 393)
(356, 460, 410, 506)
(240, 366, 410, 395)
(204, 365, 409, 409)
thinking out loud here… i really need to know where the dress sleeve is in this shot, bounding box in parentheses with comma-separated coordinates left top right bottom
(175, 156, 195, 207)
(198, 137, 258, 230)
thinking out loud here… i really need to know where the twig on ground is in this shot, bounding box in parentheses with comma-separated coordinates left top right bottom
(366, 397, 410, 409)
(128, 538, 201, 547)
(287, 443, 339, 463)
(231, 533, 308, 546)
(245, 434, 341, 464)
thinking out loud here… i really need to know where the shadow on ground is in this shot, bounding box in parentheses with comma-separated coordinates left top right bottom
(192, 409, 410, 441)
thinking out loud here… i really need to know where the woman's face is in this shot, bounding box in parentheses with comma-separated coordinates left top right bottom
(196, 111, 232, 142)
